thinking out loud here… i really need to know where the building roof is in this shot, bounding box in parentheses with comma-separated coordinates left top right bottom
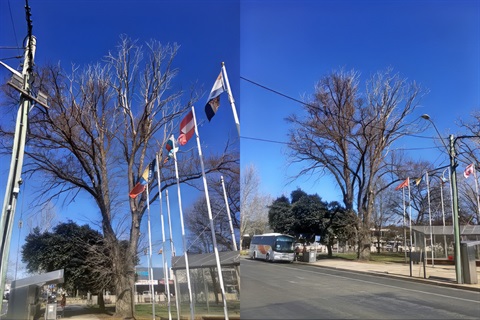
(171, 250, 240, 270)
(411, 225, 480, 236)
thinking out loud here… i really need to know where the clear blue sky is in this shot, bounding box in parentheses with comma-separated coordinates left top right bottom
(0, 0, 240, 276)
(241, 0, 479, 202)
(1, 0, 479, 278)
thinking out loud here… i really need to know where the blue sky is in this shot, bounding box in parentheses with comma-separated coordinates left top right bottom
(0, 0, 240, 276)
(1, 0, 479, 278)
(241, 0, 479, 202)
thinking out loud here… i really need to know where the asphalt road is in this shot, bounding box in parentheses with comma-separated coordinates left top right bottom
(241, 258, 480, 319)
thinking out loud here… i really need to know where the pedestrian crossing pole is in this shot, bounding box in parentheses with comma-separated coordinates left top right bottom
(0, 34, 48, 312)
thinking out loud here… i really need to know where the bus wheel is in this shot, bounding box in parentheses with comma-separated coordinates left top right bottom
(253, 251, 257, 260)
(266, 253, 272, 262)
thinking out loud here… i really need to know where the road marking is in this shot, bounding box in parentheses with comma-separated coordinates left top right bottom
(274, 263, 480, 304)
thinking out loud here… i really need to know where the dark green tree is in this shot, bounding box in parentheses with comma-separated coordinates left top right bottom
(291, 192, 328, 243)
(268, 189, 356, 257)
(319, 201, 357, 257)
(22, 221, 103, 295)
(268, 195, 294, 234)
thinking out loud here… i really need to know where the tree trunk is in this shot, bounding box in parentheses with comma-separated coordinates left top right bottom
(114, 271, 136, 319)
(98, 291, 105, 311)
(326, 244, 333, 258)
(376, 231, 381, 254)
(357, 226, 371, 260)
(210, 267, 219, 304)
(109, 237, 137, 319)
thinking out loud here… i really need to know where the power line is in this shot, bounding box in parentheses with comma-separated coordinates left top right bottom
(240, 76, 439, 141)
(0, 56, 22, 61)
(240, 135, 440, 152)
(7, 0, 21, 56)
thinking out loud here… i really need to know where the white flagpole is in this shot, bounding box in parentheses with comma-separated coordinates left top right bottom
(408, 179, 413, 277)
(171, 134, 195, 320)
(448, 166, 454, 224)
(146, 185, 156, 319)
(166, 189, 180, 320)
(221, 62, 240, 136)
(402, 187, 407, 263)
(426, 171, 434, 268)
(191, 106, 229, 320)
(473, 166, 480, 222)
(166, 189, 176, 257)
(156, 154, 172, 320)
(440, 170, 447, 258)
(221, 176, 237, 251)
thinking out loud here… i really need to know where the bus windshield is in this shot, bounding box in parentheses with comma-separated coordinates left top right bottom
(274, 236, 295, 253)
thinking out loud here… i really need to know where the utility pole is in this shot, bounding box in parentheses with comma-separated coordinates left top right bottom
(0, 2, 49, 307)
(0, 35, 36, 312)
(449, 134, 463, 284)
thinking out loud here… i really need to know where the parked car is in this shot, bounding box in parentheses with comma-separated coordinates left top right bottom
(3, 289, 9, 300)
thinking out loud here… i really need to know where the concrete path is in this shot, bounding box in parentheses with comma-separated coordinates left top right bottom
(55, 304, 101, 320)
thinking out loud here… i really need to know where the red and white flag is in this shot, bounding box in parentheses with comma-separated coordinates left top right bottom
(178, 110, 194, 146)
(464, 163, 475, 179)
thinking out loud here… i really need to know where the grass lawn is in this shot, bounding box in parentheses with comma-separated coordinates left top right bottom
(133, 301, 240, 320)
(36, 301, 239, 320)
(70, 302, 240, 320)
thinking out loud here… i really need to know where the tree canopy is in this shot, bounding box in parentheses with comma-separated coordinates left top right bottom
(287, 68, 424, 259)
(268, 188, 356, 255)
(22, 221, 103, 294)
(1, 36, 238, 317)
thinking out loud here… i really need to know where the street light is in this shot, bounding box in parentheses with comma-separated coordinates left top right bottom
(421, 114, 462, 284)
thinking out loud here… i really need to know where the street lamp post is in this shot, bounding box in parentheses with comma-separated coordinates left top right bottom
(421, 114, 462, 284)
(448, 134, 462, 284)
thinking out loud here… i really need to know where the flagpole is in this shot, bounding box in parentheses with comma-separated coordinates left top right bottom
(221, 62, 240, 136)
(166, 188, 176, 257)
(473, 166, 480, 223)
(440, 170, 447, 258)
(146, 185, 156, 319)
(402, 187, 407, 263)
(408, 179, 413, 277)
(156, 154, 172, 320)
(166, 189, 181, 320)
(221, 176, 237, 251)
(192, 106, 229, 320)
(448, 167, 455, 259)
(171, 135, 195, 320)
(426, 171, 434, 268)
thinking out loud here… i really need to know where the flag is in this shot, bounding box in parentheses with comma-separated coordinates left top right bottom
(464, 163, 475, 179)
(164, 135, 178, 163)
(129, 158, 156, 199)
(415, 175, 423, 186)
(204, 72, 225, 121)
(178, 110, 194, 146)
(395, 177, 410, 191)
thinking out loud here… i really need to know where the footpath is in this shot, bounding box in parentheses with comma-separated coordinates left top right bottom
(300, 258, 480, 292)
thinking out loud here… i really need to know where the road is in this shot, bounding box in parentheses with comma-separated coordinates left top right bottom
(241, 258, 480, 319)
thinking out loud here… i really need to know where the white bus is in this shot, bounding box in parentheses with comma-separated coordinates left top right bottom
(248, 233, 295, 262)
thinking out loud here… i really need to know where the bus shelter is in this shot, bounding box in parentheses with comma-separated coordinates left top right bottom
(411, 225, 480, 261)
(171, 250, 240, 316)
(411, 225, 480, 283)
